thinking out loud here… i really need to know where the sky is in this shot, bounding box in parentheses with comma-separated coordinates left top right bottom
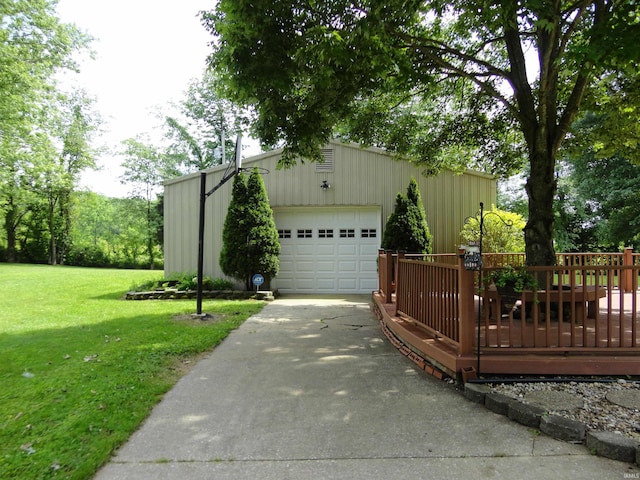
(56, 0, 217, 197)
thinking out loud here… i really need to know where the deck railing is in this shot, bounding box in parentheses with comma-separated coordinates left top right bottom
(395, 258, 462, 348)
(480, 264, 640, 350)
(380, 249, 640, 356)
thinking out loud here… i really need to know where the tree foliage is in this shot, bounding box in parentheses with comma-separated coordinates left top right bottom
(245, 169, 280, 284)
(164, 72, 250, 174)
(0, 0, 92, 263)
(459, 205, 526, 253)
(220, 169, 280, 289)
(205, 0, 639, 266)
(219, 173, 249, 283)
(119, 136, 167, 268)
(562, 122, 640, 250)
(382, 178, 432, 253)
(67, 192, 163, 269)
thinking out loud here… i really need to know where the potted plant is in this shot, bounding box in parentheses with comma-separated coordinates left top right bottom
(486, 265, 537, 312)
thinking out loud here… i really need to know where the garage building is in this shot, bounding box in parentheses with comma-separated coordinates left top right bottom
(163, 140, 496, 294)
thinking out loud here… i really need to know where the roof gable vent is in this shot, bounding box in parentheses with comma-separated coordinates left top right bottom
(315, 148, 334, 172)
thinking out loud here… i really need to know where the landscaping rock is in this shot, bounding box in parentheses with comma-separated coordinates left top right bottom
(508, 401, 546, 428)
(540, 414, 586, 442)
(124, 290, 277, 301)
(464, 383, 490, 404)
(586, 430, 638, 463)
(484, 392, 515, 417)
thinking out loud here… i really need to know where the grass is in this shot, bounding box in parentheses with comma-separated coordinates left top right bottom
(0, 264, 265, 480)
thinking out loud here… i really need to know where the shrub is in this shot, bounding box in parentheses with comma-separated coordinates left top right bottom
(130, 272, 234, 292)
(459, 205, 526, 253)
(382, 178, 432, 253)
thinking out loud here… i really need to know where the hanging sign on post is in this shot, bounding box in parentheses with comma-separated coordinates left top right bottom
(463, 243, 482, 271)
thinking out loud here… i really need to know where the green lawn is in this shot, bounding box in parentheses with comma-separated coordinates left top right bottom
(0, 264, 265, 479)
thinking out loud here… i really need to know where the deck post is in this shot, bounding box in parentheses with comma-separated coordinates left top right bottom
(381, 249, 393, 303)
(457, 248, 476, 356)
(622, 247, 633, 293)
(396, 251, 405, 289)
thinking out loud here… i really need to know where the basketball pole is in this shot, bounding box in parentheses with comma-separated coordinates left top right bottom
(195, 135, 242, 316)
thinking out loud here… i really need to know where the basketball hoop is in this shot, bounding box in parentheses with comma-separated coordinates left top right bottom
(195, 135, 269, 315)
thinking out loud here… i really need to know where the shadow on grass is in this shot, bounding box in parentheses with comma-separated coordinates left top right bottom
(0, 311, 246, 480)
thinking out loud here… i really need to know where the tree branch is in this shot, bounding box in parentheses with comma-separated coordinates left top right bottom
(389, 30, 519, 117)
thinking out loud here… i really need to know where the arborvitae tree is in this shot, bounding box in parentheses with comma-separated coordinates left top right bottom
(220, 169, 280, 289)
(382, 178, 432, 254)
(219, 172, 249, 283)
(405, 177, 432, 253)
(244, 168, 280, 289)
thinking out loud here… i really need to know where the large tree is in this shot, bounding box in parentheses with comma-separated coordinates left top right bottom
(0, 0, 89, 262)
(204, 0, 639, 266)
(39, 90, 100, 264)
(119, 136, 166, 268)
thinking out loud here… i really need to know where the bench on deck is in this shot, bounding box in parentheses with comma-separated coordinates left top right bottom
(487, 284, 607, 322)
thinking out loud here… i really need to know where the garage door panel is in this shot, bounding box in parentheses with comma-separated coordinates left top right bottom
(276, 278, 295, 290)
(316, 244, 337, 256)
(359, 261, 378, 273)
(316, 278, 337, 289)
(360, 244, 379, 255)
(338, 278, 357, 290)
(295, 245, 316, 255)
(337, 244, 357, 256)
(296, 261, 314, 272)
(338, 261, 357, 272)
(317, 261, 337, 272)
(296, 279, 317, 290)
(359, 279, 378, 291)
(279, 260, 294, 271)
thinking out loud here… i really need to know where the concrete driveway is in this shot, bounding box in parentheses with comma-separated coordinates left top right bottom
(94, 295, 638, 479)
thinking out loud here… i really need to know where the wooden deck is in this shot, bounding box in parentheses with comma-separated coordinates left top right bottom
(374, 290, 640, 378)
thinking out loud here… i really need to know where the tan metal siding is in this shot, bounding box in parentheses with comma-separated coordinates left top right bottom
(163, 141, 496, 282)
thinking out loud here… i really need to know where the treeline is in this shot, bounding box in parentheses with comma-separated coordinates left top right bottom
(1, 2, 246, 270)
(0, 191, 163, 269)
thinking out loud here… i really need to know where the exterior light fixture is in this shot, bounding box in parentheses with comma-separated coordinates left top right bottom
(320, 180, 331, 191)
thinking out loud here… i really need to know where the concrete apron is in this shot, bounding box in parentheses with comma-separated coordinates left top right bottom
(95, 295, 638, 480)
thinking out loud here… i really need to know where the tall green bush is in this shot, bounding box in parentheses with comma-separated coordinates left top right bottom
(219, 172, 249, 283)
(245, 168, 280, 287)
(219, 169, 280, 289)
(382, 178, 432, 253)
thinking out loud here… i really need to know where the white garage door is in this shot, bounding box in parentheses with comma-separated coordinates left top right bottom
(274, 207, 381, 294)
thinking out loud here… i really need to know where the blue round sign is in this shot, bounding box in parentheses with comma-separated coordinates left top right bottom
(252, 274, 264, 286)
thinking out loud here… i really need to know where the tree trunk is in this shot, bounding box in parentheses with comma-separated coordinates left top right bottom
(524, 147, 557, 266)
(58, 189, 72, 265)
(48, 193, 58, 265)
(4, 199, 18, 263)
(147, 198, 154, 269)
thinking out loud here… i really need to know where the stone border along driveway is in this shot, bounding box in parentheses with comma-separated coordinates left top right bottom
(377, 313, 640, 466)
(464, 383, 640, 465)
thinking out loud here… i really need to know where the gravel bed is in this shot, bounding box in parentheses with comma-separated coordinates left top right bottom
(489, 379, 640, 440)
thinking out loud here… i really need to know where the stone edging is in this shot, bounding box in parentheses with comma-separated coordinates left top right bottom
(465, 383, 640, 465)
(124, 290, 276, 301)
